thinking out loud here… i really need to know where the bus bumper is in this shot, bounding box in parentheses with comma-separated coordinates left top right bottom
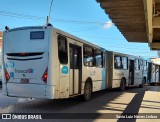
(5, 83, 55, 99)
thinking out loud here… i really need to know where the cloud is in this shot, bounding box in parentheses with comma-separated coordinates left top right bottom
(103, 21, 113, 29)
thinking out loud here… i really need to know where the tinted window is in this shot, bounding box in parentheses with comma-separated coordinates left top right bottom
(70, 46, 80, 69)
(122, 57, 128, 70)
(95, 49, 103, 67)
(70, 48, 74, 69)
(74, 49, 79, 69)
(30, 31, 44, 39)
(139, 59, 143, 70)
(135, 59, 139, 70)
(83, 45, 94, 67)
(143, 61, 147, 70)
(114, 56, 121, 69)
(58, 35, 68, 64)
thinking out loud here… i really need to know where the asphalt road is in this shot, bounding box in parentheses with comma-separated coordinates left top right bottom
(0, 85, 160, 122)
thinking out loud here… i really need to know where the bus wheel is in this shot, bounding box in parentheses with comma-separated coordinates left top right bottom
(83, 82, 92, 101)
(120, 79, 126, 91)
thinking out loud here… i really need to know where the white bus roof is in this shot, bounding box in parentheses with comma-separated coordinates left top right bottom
(54, 27, 106, 51)
(110, 51, 145, 60)
(4, 25, 106, 52)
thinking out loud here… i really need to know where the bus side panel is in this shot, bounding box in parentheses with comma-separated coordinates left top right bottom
(134, 70, 143, 86)
(53, 32, 70, 99)
(46, 29, 59, 99)
(112, 53, 129, 88)
(82, 49, 107, 92)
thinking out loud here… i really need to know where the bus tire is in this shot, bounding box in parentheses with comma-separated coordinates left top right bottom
(83, 82, 92, 101)
(120, 79, 126, 91)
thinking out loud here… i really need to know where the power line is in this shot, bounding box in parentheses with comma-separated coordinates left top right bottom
(0, 10, 157, 57)
(0, 10, 107, 25)
(53, 19, 105, 25)
(68, 25, 103, 32)
(0, 11, 45, 20)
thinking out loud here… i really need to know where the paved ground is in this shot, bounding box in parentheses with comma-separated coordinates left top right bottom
(0, 85, 160, 122)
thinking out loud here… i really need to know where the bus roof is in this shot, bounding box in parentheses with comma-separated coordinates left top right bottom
(54, 27, 106, 51)
(110, 51, 145, 60)
(4, 25, 106, 52)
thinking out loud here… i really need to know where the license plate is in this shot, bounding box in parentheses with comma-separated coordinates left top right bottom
(20, 79, 29, 84)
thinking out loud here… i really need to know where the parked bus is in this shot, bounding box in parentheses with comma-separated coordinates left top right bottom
(2, 25, 145, 101)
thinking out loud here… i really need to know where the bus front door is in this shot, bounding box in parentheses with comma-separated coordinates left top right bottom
(69, 44, 82, 96)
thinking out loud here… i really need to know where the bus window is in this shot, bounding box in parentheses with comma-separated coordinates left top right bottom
(74, 49, 79, 69)
(135, 59, 139, 70)
(95, 49, 103, 68)
(122, 57, 128, 70)
(139, 59, 143, 70)
(70, 47, 79, 69)
(70, 47, 74, 69)
(83, 45, 94, 67)
(30, 31, 44, 39)
(58, 35, 68, 64)
(143, 61, 147, 70)
(114, 55, 121, 69)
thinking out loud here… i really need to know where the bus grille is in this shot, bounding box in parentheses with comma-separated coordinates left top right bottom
(6, 52, 44, 61)
(7, 52, 43, 57)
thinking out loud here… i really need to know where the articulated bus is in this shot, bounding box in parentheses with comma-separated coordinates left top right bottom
(2, 25, 146, 101)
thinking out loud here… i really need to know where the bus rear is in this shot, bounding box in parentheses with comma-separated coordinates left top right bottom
(2, 26, 51, 99)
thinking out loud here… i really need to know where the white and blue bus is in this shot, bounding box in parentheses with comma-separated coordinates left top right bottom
(2, 24, 146, 101)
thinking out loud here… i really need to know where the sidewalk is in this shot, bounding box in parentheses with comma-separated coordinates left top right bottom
(137, 87, 160, 122)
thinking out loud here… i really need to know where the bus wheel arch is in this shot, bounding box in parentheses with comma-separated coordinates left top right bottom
(85, 77, 93, 91)
(83, 77, 92, 101)
(143, 77, 146, 83)
(139, 77, 146, 88)
(120, 78, 126, 91)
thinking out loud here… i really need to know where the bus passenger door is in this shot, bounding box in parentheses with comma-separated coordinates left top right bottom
(147, 62, 152, 83)
(129, 60, 134, 85)
(69, 44, 82, 96)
